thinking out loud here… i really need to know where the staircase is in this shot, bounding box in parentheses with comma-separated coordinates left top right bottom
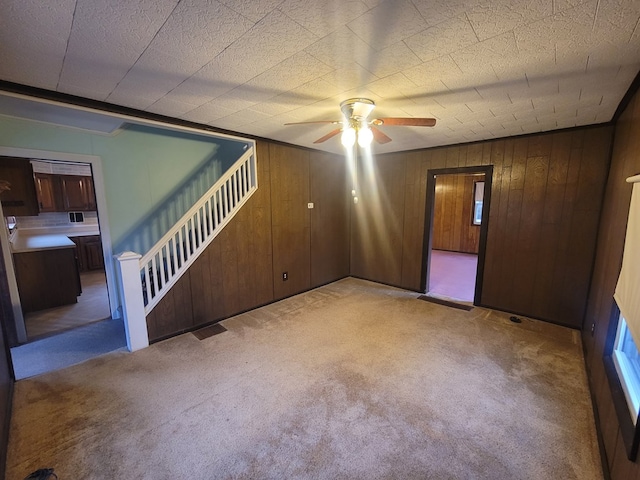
(108, 143, 257, 353)
(138, 146, 257, 315)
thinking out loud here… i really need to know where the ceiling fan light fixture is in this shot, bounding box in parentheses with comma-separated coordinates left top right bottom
(284, 97, 436, 146)
(341, 126, 356, 147)
(358, 126, 373, 147)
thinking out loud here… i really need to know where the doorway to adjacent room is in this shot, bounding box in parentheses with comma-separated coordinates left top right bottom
(0, 149, 124, 379)
(422, 166, 492, 304)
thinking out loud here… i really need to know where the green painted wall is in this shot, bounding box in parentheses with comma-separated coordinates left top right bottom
(0, 116, 245, 252)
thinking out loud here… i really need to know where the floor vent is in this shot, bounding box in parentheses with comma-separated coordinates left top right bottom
(192, 323, 227, 340)
(417, 295, 474, 311)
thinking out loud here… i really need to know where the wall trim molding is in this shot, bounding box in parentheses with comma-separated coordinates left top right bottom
(0, 81, 324, 154)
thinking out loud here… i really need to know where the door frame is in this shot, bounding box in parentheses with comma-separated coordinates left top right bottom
(421, 165, 493, 304)
(0, 147, 119, 330)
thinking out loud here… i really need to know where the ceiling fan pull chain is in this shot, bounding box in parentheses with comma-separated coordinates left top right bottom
(352, 146, 359, 204)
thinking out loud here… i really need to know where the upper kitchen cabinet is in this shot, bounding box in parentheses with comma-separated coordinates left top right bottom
(0, 157, 39, 216)
(60, 175, 95, 211)
(34, 173, 62, 212)
(35, 174, 97, 212)
(32, 160, 96, 213)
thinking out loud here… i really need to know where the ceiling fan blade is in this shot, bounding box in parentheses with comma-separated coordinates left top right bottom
(371, 126, 392, 144)
(313, 128, 343, 144)
(284, 120, 341, 125)
(372, 117, 436, 127)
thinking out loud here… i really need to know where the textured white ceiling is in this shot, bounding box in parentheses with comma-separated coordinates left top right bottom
(0, 0, 639, 154)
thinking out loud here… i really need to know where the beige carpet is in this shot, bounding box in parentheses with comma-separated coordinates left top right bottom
(6, 278, 602, 479)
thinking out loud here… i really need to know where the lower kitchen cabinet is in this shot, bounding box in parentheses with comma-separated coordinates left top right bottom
(13, 247, 81, 313)
(71, 235, 104, 272)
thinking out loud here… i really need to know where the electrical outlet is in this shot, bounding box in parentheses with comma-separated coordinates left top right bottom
(307, 202, 314, 209)
(282, 272, 288, 281)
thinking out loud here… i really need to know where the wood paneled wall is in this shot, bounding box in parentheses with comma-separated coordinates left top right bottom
(310, 151, 350, 287)
(115, 94, 632, 479)
(432, 174, 483, 254)
(352, 126, 613, 329)
(351, 153, 407, 286)
(582, 88, 640, 479)
(146, 140, 350, 341)
(270, 143, 311, 300)
(482, 130, 612, 326)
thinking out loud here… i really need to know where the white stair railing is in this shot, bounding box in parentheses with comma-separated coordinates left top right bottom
(139, 146, 257, 314)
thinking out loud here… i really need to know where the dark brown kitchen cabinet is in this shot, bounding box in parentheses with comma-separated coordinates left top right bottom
(60, 175, 96, 211)
(71, 235, 104, 272)
(34, 173, 61, 212)
(34, 174, 96, 212)
(83, 236, 104, 270)
(0, 157, 39, 216)
(13, 247, 81, 313)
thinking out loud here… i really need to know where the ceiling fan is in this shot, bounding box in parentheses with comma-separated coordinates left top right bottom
(284, 98, 436, 146)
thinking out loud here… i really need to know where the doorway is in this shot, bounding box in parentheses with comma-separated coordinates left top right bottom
(422, 166, 493, 304)
(0, 149, 123, 378)
(20, 159, 111, 339)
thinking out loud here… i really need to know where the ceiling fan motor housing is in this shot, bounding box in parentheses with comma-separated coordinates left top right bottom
(340, 98, 376, 127)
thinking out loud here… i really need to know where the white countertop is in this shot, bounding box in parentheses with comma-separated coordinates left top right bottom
(17, 225, 100, 237)
(9, 225, 101, 253)
(11, 234, 76, 253)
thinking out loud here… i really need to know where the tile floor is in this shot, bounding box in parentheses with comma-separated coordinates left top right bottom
(25, 270, 111, 339)
(427, 249, 478, 302)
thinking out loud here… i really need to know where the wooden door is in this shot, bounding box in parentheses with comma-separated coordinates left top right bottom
(83, 236, 104, 270)
(60, 176, 85, 210)
(0, 158, 39, 216)
(60, 176, 96, 211)
(83, 177, 96, 210)
(34, 173, 60, 212)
